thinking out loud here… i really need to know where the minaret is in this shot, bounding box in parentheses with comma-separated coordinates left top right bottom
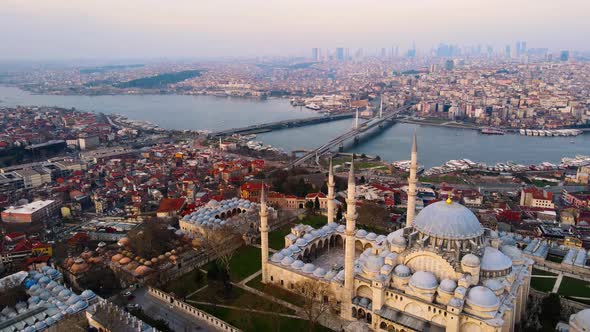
(406, 133, 418, 227)
(354, 109, 359, 129)
(379, 96, 383, 118)
(341, 158, 357, 320)
(327, 158, 335, 224)
(259, 183, 269, 283)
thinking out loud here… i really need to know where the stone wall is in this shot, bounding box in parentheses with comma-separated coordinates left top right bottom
(148, 287, 242, 332)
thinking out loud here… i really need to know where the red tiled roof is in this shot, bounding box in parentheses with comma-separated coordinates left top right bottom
(157, 198, 186, 213)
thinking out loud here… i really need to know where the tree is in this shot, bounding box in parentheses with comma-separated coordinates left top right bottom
(359, 175, 366, 184)
(305, 200, 314, 215)
(336, 206, 343, 221)
(541, 293, 561, 327)
(314, 197, 320, 211)
(357, 202, 390, 231)
(375, 155, 381, 161)
(294, 279, 336, 332)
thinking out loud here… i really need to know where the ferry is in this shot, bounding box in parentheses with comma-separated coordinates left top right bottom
(480, 127, 505, 135)
(520, 128, 583, 137)
(520, 129, 526, 135)
(305, 103, 321, 110)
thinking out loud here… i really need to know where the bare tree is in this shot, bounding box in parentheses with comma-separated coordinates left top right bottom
(295, 279, 336, 332)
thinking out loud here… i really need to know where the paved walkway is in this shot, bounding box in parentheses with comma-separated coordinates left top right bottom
(251, 244, 278, 253)
(552, 273, 564, 293)
(186, 284, 208, 299)
(531, 275, 558, 278)
(185, 300, 302, 319)
(239, 270, 262, 285)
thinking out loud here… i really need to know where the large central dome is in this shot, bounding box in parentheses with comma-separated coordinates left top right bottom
(413, 200, 483, 240)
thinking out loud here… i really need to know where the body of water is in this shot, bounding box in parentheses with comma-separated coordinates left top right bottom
(0, 86, 314, 131)
(1, 86, 588, 168)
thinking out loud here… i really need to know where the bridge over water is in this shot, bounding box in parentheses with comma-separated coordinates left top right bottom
(209, 112, 355, 137)
(287, 104, 413, 168)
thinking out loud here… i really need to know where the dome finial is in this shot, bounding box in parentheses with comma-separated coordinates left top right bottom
(446, 193, 452, 205)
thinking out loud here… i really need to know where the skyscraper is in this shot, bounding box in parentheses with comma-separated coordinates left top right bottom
(505, 45, 511, 58)
(336, 47, 344, 61)
(516, 41, 521, 57)
(311, 48, 319, 61)
(560, 50, 570, 61)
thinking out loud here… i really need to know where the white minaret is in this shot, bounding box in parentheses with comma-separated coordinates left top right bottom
(327, 158, 335, 224)
(406, 133, 418, 227)
(379, 96, 383, 118)
(341, 158, 357, 320)
(259, 183, 269, 283)
(354, 109, 359, 129)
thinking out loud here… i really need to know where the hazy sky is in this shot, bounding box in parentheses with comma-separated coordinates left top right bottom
(1, 0, 589, 60)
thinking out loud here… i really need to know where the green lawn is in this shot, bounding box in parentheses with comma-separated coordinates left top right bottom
(532, 267, 557, 276)
(162, 269, 206, 298)
(246, 275, 306, 307)
(269, 225, 292, 250)
(227, 246, 262, 282)
(187, 282, 332, 332)
(194, 304, 332, 332)
(299, 215, 328, 228)
(558, 276, 590, 297)
(530, 277, 556, 293)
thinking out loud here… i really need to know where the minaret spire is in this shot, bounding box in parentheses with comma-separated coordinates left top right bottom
(259, 182, 269, 283)
(379, 96, 383, 118)
(406, 132, 418, 227)
(341, 157, 357, 320)
(327, 158, 335, 224)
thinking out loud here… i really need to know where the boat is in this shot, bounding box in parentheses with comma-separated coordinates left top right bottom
(480, 127, 505, 135)
(520, 129, 526, 135)
(305, 103, 321, 110)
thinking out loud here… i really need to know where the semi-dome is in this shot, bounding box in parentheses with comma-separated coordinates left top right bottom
(394, 264, 411, 277)
(387, 229, 406, 246)
(439, 279, 457, 293)
(409, 271, 438, 290)
(414, 201, 483, 240)
(465, 286, 500, 308)
(483, 279, 504, 292)
(570, 309, 590, 331)
(461, 254, 480, 267)
(362, 255, 385, 273)
(481, 247, 512, 271)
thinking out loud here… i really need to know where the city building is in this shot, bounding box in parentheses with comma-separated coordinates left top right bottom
(1, 200, 60, 223)
(260, 137, 532, 331)
(519, 187, 555, 209)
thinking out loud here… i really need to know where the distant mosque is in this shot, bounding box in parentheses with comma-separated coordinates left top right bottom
(258, 134, 533, 332)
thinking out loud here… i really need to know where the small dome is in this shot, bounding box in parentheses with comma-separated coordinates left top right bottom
(313, 267, 327, 277)
(409, 271, 438, 290)
(439, 279, 457, 293)
(287, 245, 301, 253)
(324, 270, 337, 280)
(280, 256, 295, 266)
(394, 264, 411, 277)
(356, 229, 368, 238)
(461, 254, 480, 267)
(570, 309, 590, 330)
(271, 253, 284, 263)
(119, 257, 131, 265)
(80, 290, 96, 300)
(117, 237, 130, 247)
(295, 238, 308, 246)
(481, 247, 512, 271)
(302, 263, 316, 274)
(290, 260, 305, 270)
(414, 201, 483, 240)
(366, 232, 377, 241)
(110, 254, 123, 262)
(336, 225, 345, 232)
(303, 234, 314, 241)
(279, 249, 292, 257)
(134, 265, 153, 277)
(465, 286, 500, 308)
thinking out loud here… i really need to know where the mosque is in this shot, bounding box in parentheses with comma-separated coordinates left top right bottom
(258, 135, 533, 332)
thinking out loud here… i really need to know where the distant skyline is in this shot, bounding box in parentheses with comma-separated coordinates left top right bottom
(2, 0, 589, 60)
